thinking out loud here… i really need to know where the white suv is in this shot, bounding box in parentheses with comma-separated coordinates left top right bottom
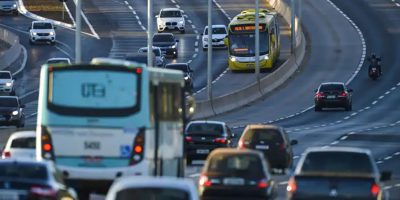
(29, 21, 56, 45)
(0, 71, 15, 95)
(202, 25, 228, 51)
(156, 8, 185, 33)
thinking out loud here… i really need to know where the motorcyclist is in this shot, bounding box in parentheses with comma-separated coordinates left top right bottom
(367, 53, 382, 75)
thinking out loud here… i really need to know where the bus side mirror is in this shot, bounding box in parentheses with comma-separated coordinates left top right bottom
(224, 37, 229, 46)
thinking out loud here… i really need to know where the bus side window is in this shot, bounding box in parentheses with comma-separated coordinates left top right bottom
(157, 83, 182, 120)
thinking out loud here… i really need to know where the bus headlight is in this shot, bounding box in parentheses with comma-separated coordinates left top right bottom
(12, 110, 18, 116)
(230, 56, 237, 62)
(263, 55, 269, 60)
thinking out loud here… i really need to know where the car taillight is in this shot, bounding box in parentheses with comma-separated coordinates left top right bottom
(340, 92, 347, 97)
(185, 136, 192, 142)
(316, 92, 325, 98)
(2, 151, 10, 158)
(129, 128, 145, 166)
(214, 138, 227, 144)
(279, 143, 286, 151)
(40, 126, 55, 160)
(199, 174, 212, 187)
(30, 186, 56, 197)
(257, 179, 269, 188)
(371, 183, 380, 197)
(287, 178, 297, 193)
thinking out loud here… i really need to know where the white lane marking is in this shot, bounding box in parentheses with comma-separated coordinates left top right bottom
(372, 100, 378, 105)
(12, 46, 28, 76)
(63, 2, 76, 27)
(213, 0, 232, 20)
(396, 3, 400, 6)
(378, 95, 384, 99)
(20, 89, 39, 99)
(72, 0, 100, 39)
(194, 41, 198, 47)
(124, 1, 128, 5)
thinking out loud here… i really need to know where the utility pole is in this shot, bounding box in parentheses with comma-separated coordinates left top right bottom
(207, 0, 212, 100)
(255, 0, 260, 78)
(75, 0, 81, 63)
(147, 0, 154, 67)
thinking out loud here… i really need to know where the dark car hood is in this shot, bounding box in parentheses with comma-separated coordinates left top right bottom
(153, 42, 175, 47)
(0, 107, 17, 113)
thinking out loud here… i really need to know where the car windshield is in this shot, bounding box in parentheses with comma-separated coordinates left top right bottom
(205, 27, 226, 35)
(47, 59, 69, 64)
(0, 98, 18, 107)
(140, 49, 161, 57)
(187, 123, 224, 135)
(33, 23, 52, 29)
(160, 10, 182, 18)
(153, 35, 174, 43)
(229, 32, 269, 56)
(165, 65, 189, 72)
(11, 137, 36, 149)
(0, 163, 47, 180)
(207, 154, 264, 178)
(116, 188, 189, 200)
(301, 152, 373, 175)
(0, 72, 11, 79)
(320, 84, 344, 92)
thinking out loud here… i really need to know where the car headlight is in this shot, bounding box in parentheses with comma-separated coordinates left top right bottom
(179, 20, 184, 24)
(12, 110, 18, 116)
(263, 55, 269, 60)
(5, 82, 12, 87)
(49, 32, 55, 36)
(13, 4, 17, 8)
(171, 45, 176, 49)
(32, 32, 37, 36)
(230, 56, 237, 62)
(184, 76, 189, 80)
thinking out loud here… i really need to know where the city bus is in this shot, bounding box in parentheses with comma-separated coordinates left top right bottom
(36, 58, 188, 194)
(226, 9, 280, 71)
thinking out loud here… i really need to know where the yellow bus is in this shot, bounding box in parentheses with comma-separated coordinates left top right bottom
(226, 9, 280, 71)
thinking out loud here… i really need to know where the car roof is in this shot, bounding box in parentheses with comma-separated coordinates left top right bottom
(0, 158, 51, 167)
(9, 131, 36, 140)
(165, 63, 188, 67)
(187, 120, 226, 126)
(154, 33, 174, 37)
(0, 71, 11, 74)
(161, 8, 181, 12)
(32, 20, 52, 24)
(244, 124, 281, 130)
(0, 96, 18, 100)
(305, 146, 371, 155)
(204, 25, 227, 29)
(47, 57, 70, 61)
(139, 47, 161, 50)
(320, 82, 345, 86)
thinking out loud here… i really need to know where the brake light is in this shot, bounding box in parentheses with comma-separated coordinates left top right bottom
(134, 145, 143, 153)
(185, 136, 192, 142)
(2, 151, 10, 158)
(238, 140, 245, 148)
(214, 138, 227, 144)
(316, 92, 325, 98)
(136, 68, 142, 74)
(287, 178, 297, 193)
(371, 183, 380, 196)
(43, 143, 52, 151)
(30, 186, 56, 197)
(340, 92, 347, 97)
(40, 126, 55, 160)
(279, 143, 286, 151)
(257, 179, 269, 188)
(199, 174, 212, 187)
(129, 128, 145, 166)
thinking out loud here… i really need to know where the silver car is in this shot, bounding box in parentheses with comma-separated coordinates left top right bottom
(138, 47, 166, 67)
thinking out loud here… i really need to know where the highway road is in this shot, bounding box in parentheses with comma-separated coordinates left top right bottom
(0, 0, 399, 199)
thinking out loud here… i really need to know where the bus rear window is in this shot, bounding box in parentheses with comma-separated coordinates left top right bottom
(48, 66, 141, 117)
(116, 188, 189, 200)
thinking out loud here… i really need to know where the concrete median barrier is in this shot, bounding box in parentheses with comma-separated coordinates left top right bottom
(0, 28, 23, 70)
(194, 0, 306, 119)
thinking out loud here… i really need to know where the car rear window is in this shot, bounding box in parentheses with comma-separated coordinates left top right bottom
(116, 188, 189, 200)
(153, 35, 174, 43)
(165, 65, 188, 72)
(319, 84, 344, 92)
(0, 72, 11, 79)
(207, 154, 264, 178)
(11, 137, 36, 149)
(205, 27, 227, 35)
(33, 23, 53, 29)
(160, 11, 182, 18)
(242, 128, 284, 143)
(0, 163, 47, 180)
(0, 98, 18, 107)
(186, 123, 224, 135)
(301, 152, 373, 174)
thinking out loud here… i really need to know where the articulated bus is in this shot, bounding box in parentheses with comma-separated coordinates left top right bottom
(226, 9, 280, 71)
(36, 58, 188, 193)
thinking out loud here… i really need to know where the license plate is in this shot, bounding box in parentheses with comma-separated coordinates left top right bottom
(0, 191, 19, 200)
(246, 64, 254, 68)
(196, 149, 209, 154)
(255, 145, 269, 150)
(223, 178, 245, 185)
(327, 95, 336, 99)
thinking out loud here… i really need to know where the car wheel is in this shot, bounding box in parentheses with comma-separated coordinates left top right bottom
(14, 11, 18, 16)
(314, 105, 322, 111)
(50, 41, 56, 46)
(10, 90, 16, 96)
(174, 53, 178, 59)
(29, 40, 34, 45)
(180, 29, 185, 34)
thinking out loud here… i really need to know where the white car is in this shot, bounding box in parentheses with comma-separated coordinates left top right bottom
(156, 8, 185, 33)
(29, 21, 56, 45)
(106, 177, 199, 200)
(2, 131, 36, 159)
(0, 71, 15, 95)
(46, 57, 71, 64)
(202, 25, 228, 50)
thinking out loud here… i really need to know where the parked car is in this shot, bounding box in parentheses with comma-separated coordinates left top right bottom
(46, 57, 71, 65)
(202, 25, 228, 50)
(287, 147, 391, 200)
(165, 63, 194, 92)
(125, 52, 156, 67)
(2, 131, 35, 159)
(153, 33, 179, 58)
(314, 82, 353, 111)
(106, 176, 199, 200)
(0, 0, 18, 15)
(238, 124, 297, 171)
(0, 96, 25, 127)
(0, 71, 15, 95)
(29, 21, 56, 45)
(199, 148, 277, 200)
(138, 47, 166, 67)
(0, 159, 77, 200)
(156, 8, 185, 33)
(185, 121, 234, 165)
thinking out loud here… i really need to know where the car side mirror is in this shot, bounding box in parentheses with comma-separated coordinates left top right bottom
(155, 15, 159, 18)
(28, 27, 31, 31)
(290, 140, 298, 146)
(380, 171, 391, 181)
(176, 39, 179, 42)
(348, 89, 353, 92)
(13, 77, 17, 81)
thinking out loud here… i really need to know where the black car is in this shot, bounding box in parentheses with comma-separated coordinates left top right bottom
(185, 121, 234, 165)
(0, 96, 25, 127)
(288, 147, 391, 200)
(0, 159, 77, 200)
(125, 52, 157, 67)
(314, 82, 353, 111)
(165, 63, 194, 92)
(199, 148, 277, 200)
(152, 33, 179, 58)
(238, 124, 297, 171)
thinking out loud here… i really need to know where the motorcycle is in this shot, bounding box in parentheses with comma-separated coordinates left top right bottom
(368, 66, 380, 80)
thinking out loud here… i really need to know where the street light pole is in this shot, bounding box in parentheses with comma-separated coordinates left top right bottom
(291, 0, 296, 53)
(147, 0, 154, 67)
(207, 0, 212, 101)
(75, 0, 81, 63)
(255, 0, 260, 78)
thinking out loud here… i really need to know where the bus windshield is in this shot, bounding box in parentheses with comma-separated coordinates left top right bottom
(229, 32, 269, 57)
(48, 67, 140, 116)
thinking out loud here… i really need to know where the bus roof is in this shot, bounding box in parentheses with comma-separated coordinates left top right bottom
(148, 67, 184, 86)
(230, 9, 276, 26)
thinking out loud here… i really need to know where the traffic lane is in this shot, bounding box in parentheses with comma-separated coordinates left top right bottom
(210, 0, 362, 126)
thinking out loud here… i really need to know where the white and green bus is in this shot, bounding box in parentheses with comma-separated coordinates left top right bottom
(36, 58, 188, 193)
